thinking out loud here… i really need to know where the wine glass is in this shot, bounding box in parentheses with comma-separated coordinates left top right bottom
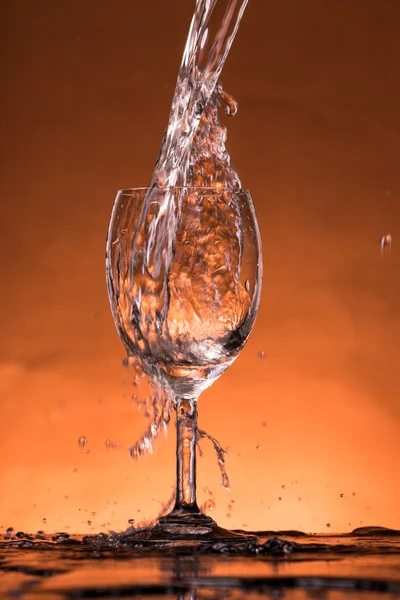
(106, 186, 262, 546)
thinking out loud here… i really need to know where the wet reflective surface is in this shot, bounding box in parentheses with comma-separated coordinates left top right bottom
(1, 528, 399, 599)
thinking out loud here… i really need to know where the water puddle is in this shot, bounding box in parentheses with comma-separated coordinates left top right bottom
(1, 528, 399, 598)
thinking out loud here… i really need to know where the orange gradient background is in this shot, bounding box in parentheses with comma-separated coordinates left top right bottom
(0, 0, 399, 534)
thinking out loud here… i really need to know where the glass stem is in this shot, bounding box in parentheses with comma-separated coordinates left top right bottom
(174, 397, 199, 512)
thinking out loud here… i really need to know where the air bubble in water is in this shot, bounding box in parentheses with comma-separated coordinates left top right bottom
(78, 436, 88, 447)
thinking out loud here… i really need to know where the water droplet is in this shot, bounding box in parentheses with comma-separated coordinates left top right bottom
(245, 280, 251, 292)
(217, 88, 238, 117)
(256, 445, 261, 450)
(85, 449, 90, 454)
(6, 527, 14, 537)
(92, 512, 96, 516)
(326, 523, 331, 528)
(64, 495, 69, 500)
(78, 436, 88, 447)
(380, 233, 392, 249)
(281, 485, 285, 489)
(352, 492, 356, 496)
(87, 520, 92, 526)
(278, 497, 282, 501)
(220, 472, 230, 488)
(52, 532, 69, 542)
(73, 468, 78, 473)
(128, 519, 135, 525)
(261, 421, 267, 427)
(105, 439, 112, 449)
(340, 493, 344, 498)
(258, 350, 266, 359)
(42, 518, 47, 524)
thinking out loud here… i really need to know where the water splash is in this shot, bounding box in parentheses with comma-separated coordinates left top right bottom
(197, 428, 230, 489)
(107, 0, 253, 492)
(126, 361, 173, 459)
(131, 0, 249, 283)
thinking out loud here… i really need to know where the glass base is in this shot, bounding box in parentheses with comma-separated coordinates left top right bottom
(117, 508, 259, 550)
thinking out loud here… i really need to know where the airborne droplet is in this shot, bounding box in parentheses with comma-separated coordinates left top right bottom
(217, 87, 238, 117)
(380, 233, 392, 248)
(78, 436, 88, 448)
(380, 233, 392, 257)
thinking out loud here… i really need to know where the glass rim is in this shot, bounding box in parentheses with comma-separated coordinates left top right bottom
(117, 186, 250, 195)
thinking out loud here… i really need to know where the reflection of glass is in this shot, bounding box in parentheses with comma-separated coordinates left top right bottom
(106, 187, 262, 545)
